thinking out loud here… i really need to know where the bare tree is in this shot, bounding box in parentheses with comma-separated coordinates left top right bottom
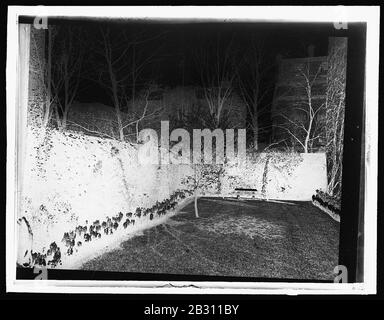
(237, 41, 275, 150)
(122, 84, 163, 142)
(50, 26, 84, 130)
(195, 37, 238, 128)
(183, 164, 224, 218)
(275, 61, 326, 153)
(92, 27, 163, 141)
(128, 30, 165, 111)
(66, 84, 162, 142)
(29, 28, 57, 128)
(96, 27, 129, 140)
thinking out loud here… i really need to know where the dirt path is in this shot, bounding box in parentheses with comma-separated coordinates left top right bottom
(81, 198, 340, 280)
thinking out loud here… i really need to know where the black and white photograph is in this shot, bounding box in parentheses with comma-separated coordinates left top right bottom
(5, 6, 379, 295)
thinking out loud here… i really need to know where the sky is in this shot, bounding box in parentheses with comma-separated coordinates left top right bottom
(35, 18, 338, 104)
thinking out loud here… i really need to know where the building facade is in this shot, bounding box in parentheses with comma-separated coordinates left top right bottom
(271, 37, 347, 154)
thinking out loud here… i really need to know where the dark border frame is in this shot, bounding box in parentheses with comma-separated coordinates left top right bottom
(338, 23, 366, 283)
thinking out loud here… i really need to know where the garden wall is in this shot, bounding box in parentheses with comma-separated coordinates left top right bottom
(18, 127, 193, 268)
(221, 152, 327, 201)
(17, 127, 327, 268)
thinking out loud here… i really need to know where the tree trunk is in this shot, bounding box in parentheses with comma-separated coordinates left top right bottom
(304, 135, 309, 153)
(61, 109, 68, 129)
(112, 83, 124, 141)
(194, 190, 199, 218)
(261, 155, 270, 198)
(135, 121, 139, 143)
(131, 44, 136, 112)
(253, 120, 258, 150)
(44, 28, 52, 128)
(107, 56, 124, 141)
(303, 110, 312, 153)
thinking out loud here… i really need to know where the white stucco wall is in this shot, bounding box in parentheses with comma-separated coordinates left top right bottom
(18, 128, 327, 268)
(18, 128, 189, 267)
(221, 152, 327, 201)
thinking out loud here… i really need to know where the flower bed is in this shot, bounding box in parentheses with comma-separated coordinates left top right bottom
(20, 190, 189, 268)
(312, 190, 341, 222)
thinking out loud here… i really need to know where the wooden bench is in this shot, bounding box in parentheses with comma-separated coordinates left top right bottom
(235, 188, 259, 199)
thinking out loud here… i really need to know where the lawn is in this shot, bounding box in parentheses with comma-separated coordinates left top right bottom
(81, 198, 340, 280)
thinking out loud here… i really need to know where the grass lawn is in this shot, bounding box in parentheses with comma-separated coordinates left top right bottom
(81, 198, 340, 280)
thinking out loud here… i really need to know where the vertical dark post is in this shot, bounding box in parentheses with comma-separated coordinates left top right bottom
(338, 23, 366, 283)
